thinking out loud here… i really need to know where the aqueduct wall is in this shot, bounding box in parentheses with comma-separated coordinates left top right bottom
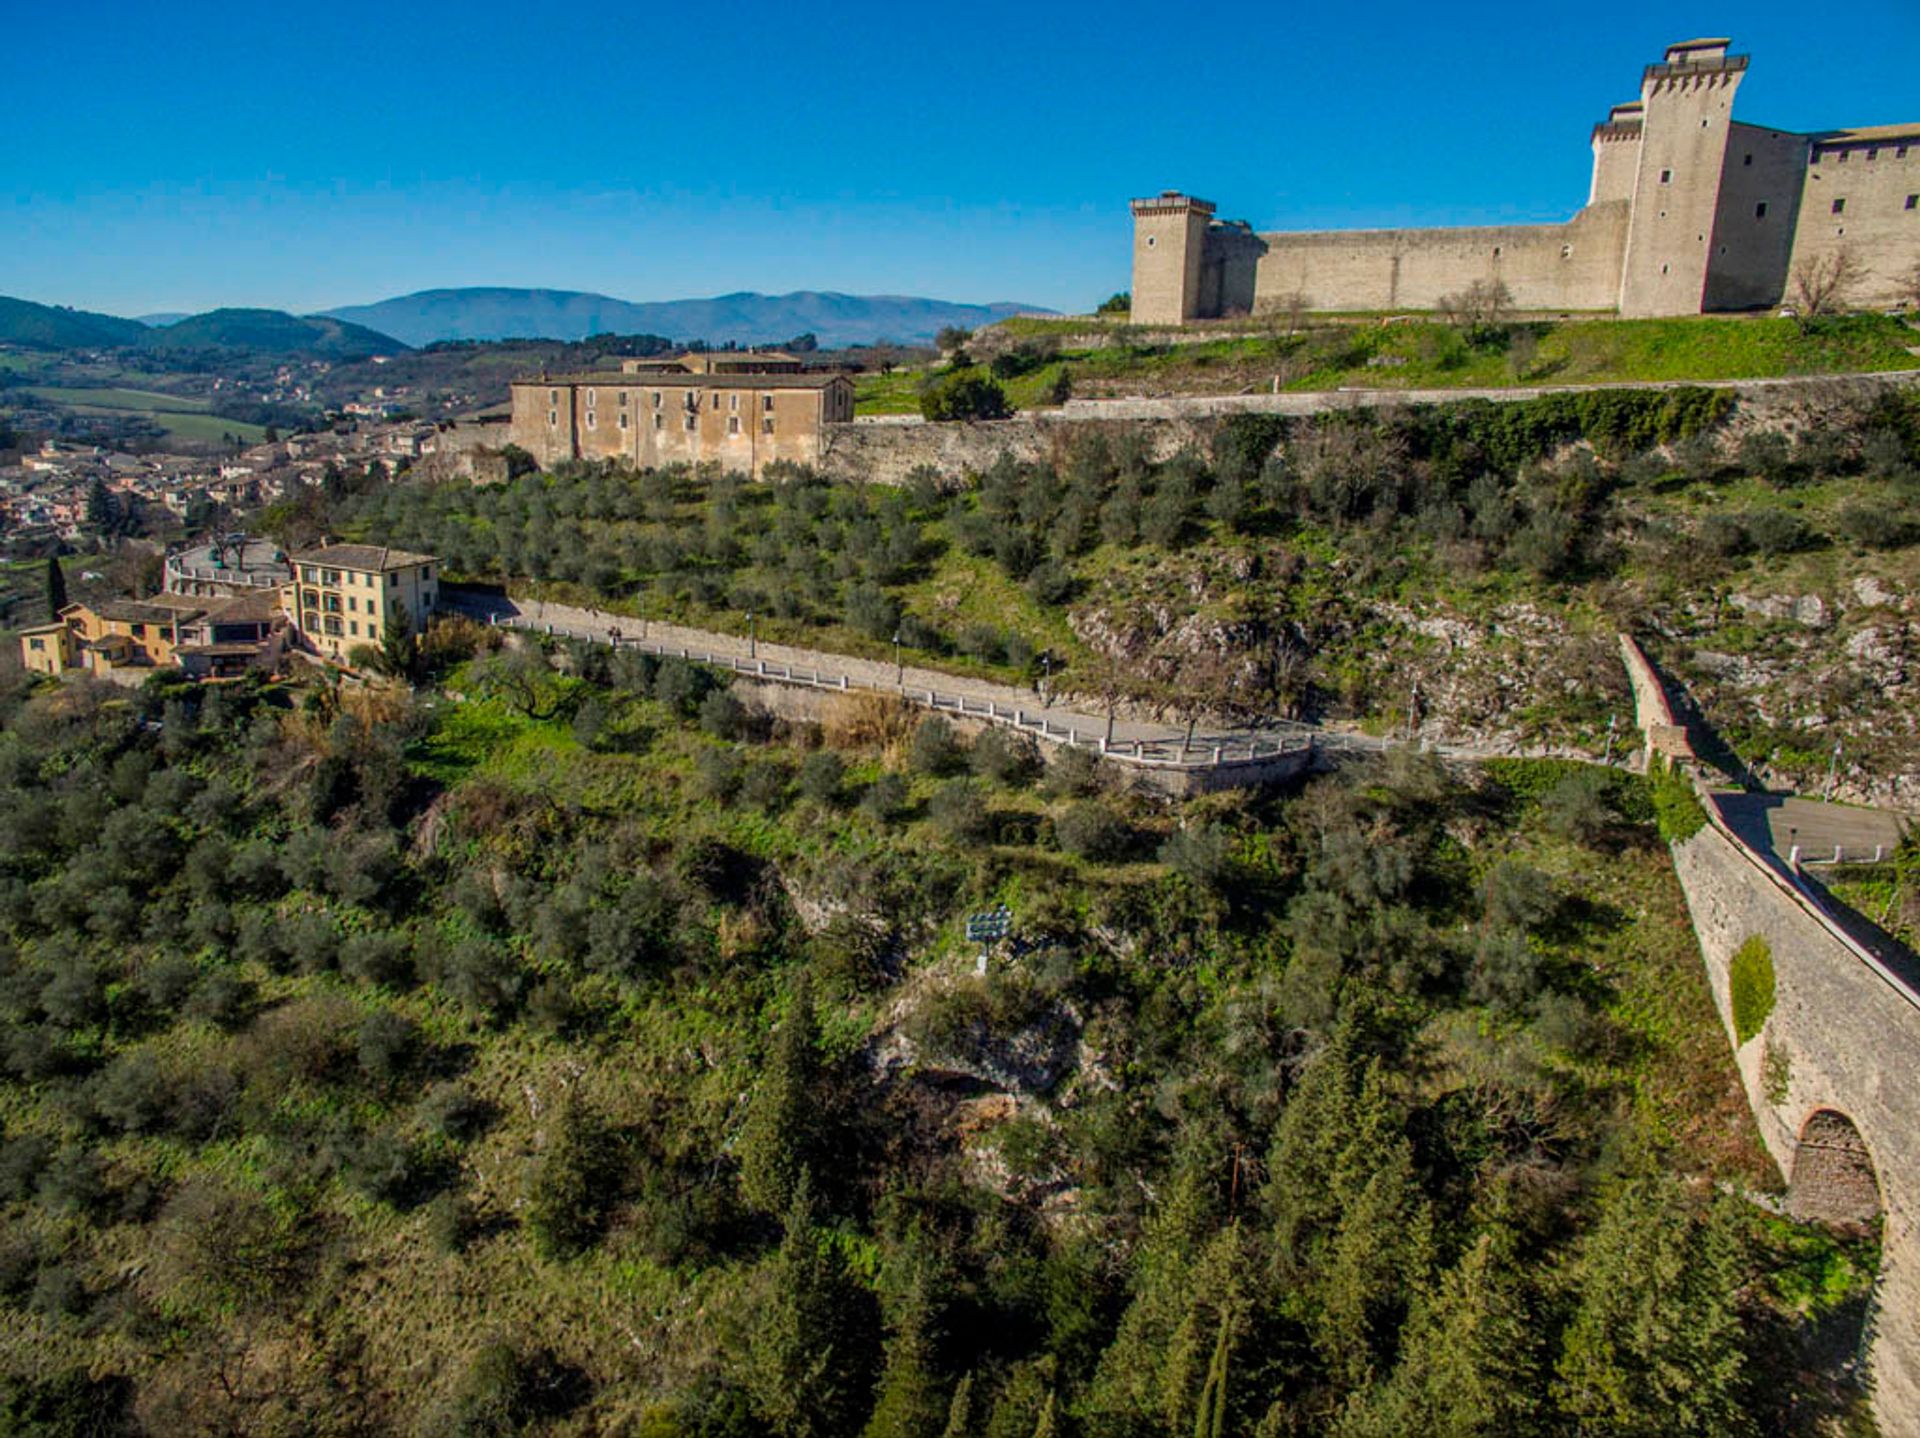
(1623, 637, 1920, 1430)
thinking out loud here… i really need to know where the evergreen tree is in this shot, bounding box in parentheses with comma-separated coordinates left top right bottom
(1334, 1226, 1543, 1438)
(44, 555, 67, 620)
(739, 974, 823, 1215)
(940, 1374, 974, 1438)
(524, 1098, 612, 1260)
(744, 1174, 877, 1438)
(1554, 1177, 1756, 1437)
(864, 1229, 950, 1438)
(84, 478, 117, 535)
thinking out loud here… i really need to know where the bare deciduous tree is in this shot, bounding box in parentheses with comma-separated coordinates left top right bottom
(1437, 279, 1515, 330)
(1264, 290, 1313, 338)
(1790, 247, 1863, 317)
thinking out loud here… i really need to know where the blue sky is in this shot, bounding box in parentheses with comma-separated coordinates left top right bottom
(6, 0, 1918, 318)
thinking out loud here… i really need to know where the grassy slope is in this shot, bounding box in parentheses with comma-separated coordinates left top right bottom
(858, 316, 1920, 415)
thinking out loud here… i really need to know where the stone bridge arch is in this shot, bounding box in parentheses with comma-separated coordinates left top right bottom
(1788, 1108, 1884, 1227)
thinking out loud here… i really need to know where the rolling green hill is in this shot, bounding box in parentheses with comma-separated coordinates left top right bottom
(141, 307, 404, 359)
(0, 295, 150, 350)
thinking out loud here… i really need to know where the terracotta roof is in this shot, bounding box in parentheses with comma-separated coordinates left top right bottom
(202, 590, 284, 623)
(514, 372, 851, 391)
(86, 598, 205, 625)
(290, 543, 436, 571)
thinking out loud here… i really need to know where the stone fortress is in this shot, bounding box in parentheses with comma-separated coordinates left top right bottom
(1132, 38, 1920, 323)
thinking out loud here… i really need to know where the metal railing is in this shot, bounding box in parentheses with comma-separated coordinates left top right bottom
(479, 608, 1339, 775)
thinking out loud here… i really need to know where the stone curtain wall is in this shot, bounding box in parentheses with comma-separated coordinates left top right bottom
(1242, 202, 1633, 315)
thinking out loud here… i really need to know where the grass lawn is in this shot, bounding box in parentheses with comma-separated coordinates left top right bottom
(889, 315, 1920, 416)
(26, 385, 211, 412)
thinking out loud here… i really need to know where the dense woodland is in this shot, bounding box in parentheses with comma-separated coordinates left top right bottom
(0, 629, 1878, 1434)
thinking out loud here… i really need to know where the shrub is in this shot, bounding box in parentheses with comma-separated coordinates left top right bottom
(698, 689, 748, 741)
(740, 761, 789, 811)
(908, 717, 965, 777)
(798, 751, 846, 807)
(1158, 825, 1234, 892)
(1740, 508, 1810, 556)
(340, 930, 412, 988)
(1053, 802, 1130, 862)
(1833, 501, 1917, 550)
(1738, 430, 1798, 486)
(343, 1127, 446, 1210)
(695, 748, 743, 804)
(89, 1050, 173, 1135)
(920, 374, 1010, 422)
(525, 1102, 616, 1260)
(356, 1010, 420, 1087)
(970, 728, 1040, 787)
(1539, 770, 1618, 848)
(185, 969, 257, 1030)
(1729, 935, 1776, 1045)
(418, 1083, 494, 1144)
(928, 780, 992, 844)
(1648, 756, 1707, 843)
(859, 771, 911, 825)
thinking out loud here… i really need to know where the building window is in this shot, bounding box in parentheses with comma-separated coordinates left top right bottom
(324, 570, 340, 586)
(548, 410, 558, 426)
(350, 621, 359, 637)
(763, 396, 774, 412)
(1832, 198, 1846, 214)
(585, 389, 595, 405)
(1146, 236, 1156, 247)
(1908, 195, 1918, 210)
(586, 411, 596, 428)
(1901, 146, 1912, 159)
(653, 392, 663, 408)
(728, 416, 740, 435)
(618, 391, 628, 406)
(619, 412, 629, 429)
(763, 418, 775, 434)
(1744, 153, 1753, 166)
(1867, 149, 1879, 161)
(730, 394, 739, 411)
(685, 415, 696, 431)
(1659, 169, 1672, 183)
(654, 413, 664, 430)
(548, 389, 558, 404)
(1492, 246, 1502, 257)
(1755, 201, 1768, 218)
(304, 610, 320, 631)
(1661, 264, 1671, 275)
(1836, 150, 1849, 163)
(324, 616, 342, 636)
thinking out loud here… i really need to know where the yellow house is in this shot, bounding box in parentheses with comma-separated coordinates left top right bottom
(18, 622, 76, 676)
(58, 597, 207, 674)
(287, 543, 439, 664)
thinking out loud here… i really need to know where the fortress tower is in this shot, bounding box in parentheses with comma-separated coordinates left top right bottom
(1131, 37, 1920, 322)
(1616, 39, 1746, 316)
(1128, 193, 1214, 326)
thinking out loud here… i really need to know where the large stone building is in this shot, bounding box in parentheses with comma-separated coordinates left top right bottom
(1133, 38, 1920, 323)
(509, 351, 856, 478)
(286, 543, 439, 664)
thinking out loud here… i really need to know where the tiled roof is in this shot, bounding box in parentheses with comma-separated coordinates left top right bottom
(513, 371, 851, 391)
(290, 543, 436, 571)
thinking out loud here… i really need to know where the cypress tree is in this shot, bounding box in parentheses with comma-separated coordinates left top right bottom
(44, 555, 67, 620)
(739, 974, 823, 1215)
(940, 1374, 974, 1438)
(863, 1233, 949, 1438)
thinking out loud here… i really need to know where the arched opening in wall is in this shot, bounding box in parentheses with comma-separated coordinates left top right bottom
(1788, 1109, 1882, 1227)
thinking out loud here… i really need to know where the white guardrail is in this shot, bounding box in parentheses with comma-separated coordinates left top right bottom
(477, 609, 1359, 775)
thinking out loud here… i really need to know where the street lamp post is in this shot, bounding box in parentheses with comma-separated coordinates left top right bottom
(747, 611, 757, 659)
(1825, 740, 1842, 802)
(893, 629, 903, 686)
(1604, 713, 1617, 767)
(1040, 651, 1052, 707)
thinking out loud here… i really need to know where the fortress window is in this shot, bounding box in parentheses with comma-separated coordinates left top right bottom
(763, 418, 775, 435)
(763, 396, 775, 412)
(1900, 146, 1911, 159)
(1867, 149, 1878, 161)
(1832, 198, 1846, 214)
(618, 391, 628, 405)
(548, 410, 557, 426)
(1755, 201, 1769, 218)
(685, 415, 696, 431)
(728, 416, 740, 435)
(1492, 246, 1502, 257)
(653, 392, 662, 408)
(1907, 195, 1918, 210)
(1561, 244, 1573, 258)
(585, 412, 596, 429)
(1660, 169, 1672, 183)
(548, 389, 558, 404)
(1836, 150, 1849, 163)
(730, 394, 739, 411)
(1744, 153, 1753, 166)
(654, 414, 663, 430)
(1661, 264, 1671, 275)
(1146, 236, 1156, 247)
(619, 412, 629, 429)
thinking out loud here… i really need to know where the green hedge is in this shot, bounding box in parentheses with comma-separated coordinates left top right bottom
(1648, 756, 1707, 844)
(1730, 935, 1777, 1045)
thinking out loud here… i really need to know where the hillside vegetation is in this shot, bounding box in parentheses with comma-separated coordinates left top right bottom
(0, 652, 1874, 1434)
(327, 381, 1920, 796)
(855, 315, 1920, 414)
(0, 296, 150, 351)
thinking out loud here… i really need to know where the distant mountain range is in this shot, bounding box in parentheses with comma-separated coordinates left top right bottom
(318, 288, 1047, 348)
(0, 287, 1050, 359)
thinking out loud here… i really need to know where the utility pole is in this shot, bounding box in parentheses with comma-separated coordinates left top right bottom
(1604, 713, 1617, 766)
(747, 611, 757, 659)
(1824, 740, 1842, 802)
(892, 628, 903, 685)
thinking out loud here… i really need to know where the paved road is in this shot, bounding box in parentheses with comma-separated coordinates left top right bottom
(1712, 792, 1909, 867)
(443, 588, 1424, 769)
